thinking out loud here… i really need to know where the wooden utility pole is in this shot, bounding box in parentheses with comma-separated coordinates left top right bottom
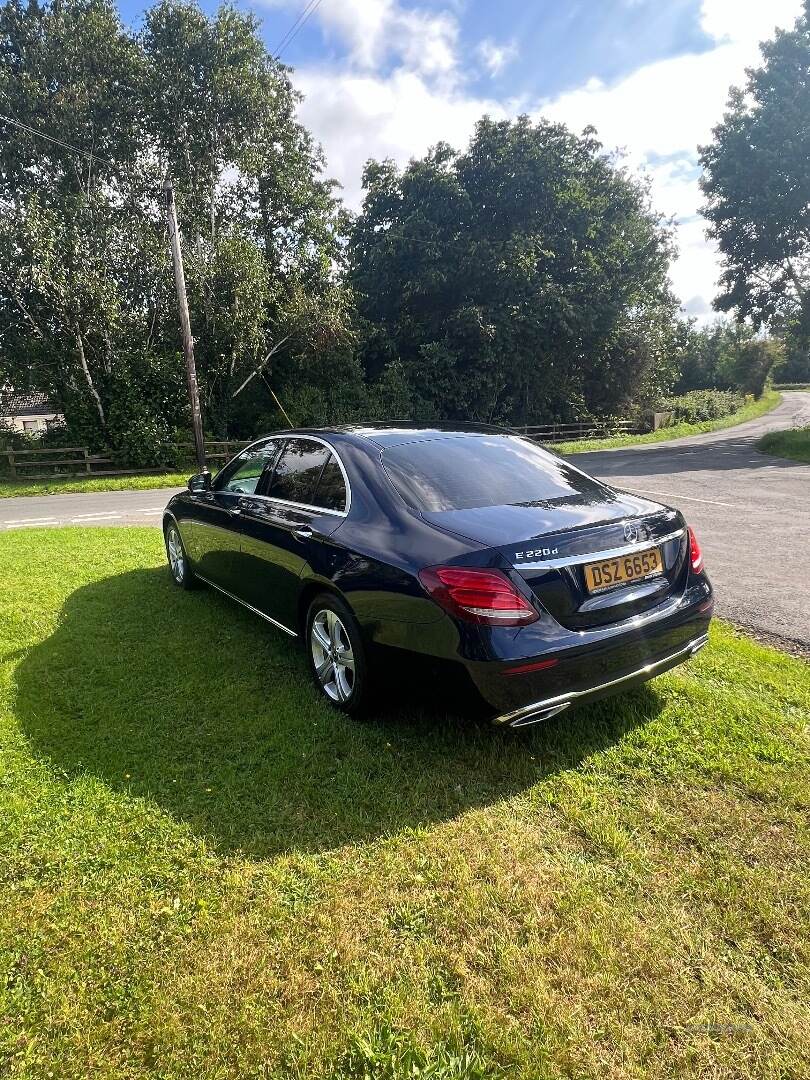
(164, 176, 206, 471)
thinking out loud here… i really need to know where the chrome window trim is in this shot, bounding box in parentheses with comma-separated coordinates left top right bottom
(238, 492, 347, 519)
(262, 435, 351, 516)
(212, 434, 352, 516)
(493, 632, 709, 727)
(512, 527, 685, 571)
(195, 573, 298, 637)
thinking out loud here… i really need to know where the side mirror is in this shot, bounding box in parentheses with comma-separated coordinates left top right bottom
(188, 470, 212, 493)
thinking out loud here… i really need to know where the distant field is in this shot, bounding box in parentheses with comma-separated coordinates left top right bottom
(1, 526, 808, 1079)
(758, 425, 810, 464)
(555, 390, 781, 454)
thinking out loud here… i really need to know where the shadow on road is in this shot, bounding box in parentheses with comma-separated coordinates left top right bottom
(15, 566, 663, 859)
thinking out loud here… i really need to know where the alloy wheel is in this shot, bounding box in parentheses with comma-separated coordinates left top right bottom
(167, 526, 185, 583)
(310, 608, 355, 703)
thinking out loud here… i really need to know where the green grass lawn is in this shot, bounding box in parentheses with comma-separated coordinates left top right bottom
(758, 425, 810, 464)
(555, 390, 782, 454)
(0, 470, 190, 498)
(1, 527, 809, 1079)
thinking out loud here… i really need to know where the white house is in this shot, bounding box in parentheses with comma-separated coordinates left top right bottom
(0, 390, 62, 434)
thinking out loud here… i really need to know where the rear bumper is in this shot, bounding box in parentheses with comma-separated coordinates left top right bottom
(460, 589, 713, 724)
(492, 631, 709, 728)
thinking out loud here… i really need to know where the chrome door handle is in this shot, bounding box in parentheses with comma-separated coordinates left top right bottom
(292, 526, 313, 542)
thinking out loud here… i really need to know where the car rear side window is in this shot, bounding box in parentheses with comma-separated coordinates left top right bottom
(312, 454, 347, 512)
(265, 438, 332, 506)
(381, 435, 609, 512)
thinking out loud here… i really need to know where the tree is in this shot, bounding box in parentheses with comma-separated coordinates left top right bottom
(731, 338, 783, 398)
(0, 0, 355, 460)
(700, 2, 810, 345)
(674, 319, 781, 398)
(349, 117, 678, 424)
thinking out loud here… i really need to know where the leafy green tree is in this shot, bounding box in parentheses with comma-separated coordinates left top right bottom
(674, 320, 737, 392)
(731, 338, 783, 398)
(349, 118, 678, 424)
(770, 316, 810, 383)
(674, 319, 780, 398)
(0, 0, 356, 460)
(139, 0, 355, 433)
(700, 2, 810, 343)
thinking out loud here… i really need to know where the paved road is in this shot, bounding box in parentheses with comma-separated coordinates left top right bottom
(2, 392, 808, 646)
(570, 391, 810, 648)
(0, 488, 182, 530)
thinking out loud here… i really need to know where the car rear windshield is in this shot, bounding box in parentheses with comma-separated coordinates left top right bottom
(381, 435, 610, 512)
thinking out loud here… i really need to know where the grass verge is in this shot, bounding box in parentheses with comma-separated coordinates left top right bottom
(1, 526, 809, 1079)
(0, 470, 190, 498)
(757, 426, 810, 464)
(557, 390, 781, 454)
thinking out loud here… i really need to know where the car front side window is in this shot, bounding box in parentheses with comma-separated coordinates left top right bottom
(215, 441, 279, 495)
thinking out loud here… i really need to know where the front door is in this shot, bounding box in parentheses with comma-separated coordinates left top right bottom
(192, 440, 280, 592)
(235, 438, 348, 630)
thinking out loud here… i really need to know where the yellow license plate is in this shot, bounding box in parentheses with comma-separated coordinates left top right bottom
(583, 547, 663, 593)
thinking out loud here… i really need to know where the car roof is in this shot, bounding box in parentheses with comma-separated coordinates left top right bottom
(262, 422, 514, 448)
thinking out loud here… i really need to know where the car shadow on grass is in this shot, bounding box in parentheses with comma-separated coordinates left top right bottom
(15, 566, 664, 859)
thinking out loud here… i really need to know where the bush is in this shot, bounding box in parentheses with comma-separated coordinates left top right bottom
(661, 389, 745, 424)
(0, 421, 35, 454)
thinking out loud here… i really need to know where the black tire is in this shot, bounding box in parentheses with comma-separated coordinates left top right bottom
(164, 521, 197, 590)
(305, 593, 368, 715)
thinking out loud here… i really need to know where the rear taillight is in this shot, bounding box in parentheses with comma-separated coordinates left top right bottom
(418, 565, 539, 626)
(688, 527, 704, 573)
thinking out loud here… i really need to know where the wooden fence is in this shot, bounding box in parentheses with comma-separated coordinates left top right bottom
(2, 441, 256, 479)
(4, 447, 115, 479)
(173, 440, 252, 463)
(513, 420, 644, 443)
(3, 421, 650, 478)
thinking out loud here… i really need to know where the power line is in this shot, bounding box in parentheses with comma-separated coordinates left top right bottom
(272, 0, 325, 60)
(0, 114, 115, 168)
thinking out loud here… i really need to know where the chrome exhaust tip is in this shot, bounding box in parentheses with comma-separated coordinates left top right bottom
(508, 701, 571, 728)
(493, 632, 710, 730)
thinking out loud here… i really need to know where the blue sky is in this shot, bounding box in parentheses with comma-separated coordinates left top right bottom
(266, 0, 717, 98)
(119, 0, 803, 318)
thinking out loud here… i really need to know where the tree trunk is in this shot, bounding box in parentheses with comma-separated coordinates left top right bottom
(785, 259, 810, 345)
(74, 328, 106, 428)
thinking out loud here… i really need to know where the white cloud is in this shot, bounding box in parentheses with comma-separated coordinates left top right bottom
(699, 0, 801, 44)
(537, 0, 804, 319)
(296, 67, 509, 207)
(265, 0, 459, 79)
(276, 0, 805, 319)
(477, 39, 517, 77)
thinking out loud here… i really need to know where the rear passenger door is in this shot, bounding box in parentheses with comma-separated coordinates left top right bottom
(234, 438, 349, 631)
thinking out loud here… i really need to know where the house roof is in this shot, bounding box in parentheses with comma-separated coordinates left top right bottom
(0, 389, 59, 417)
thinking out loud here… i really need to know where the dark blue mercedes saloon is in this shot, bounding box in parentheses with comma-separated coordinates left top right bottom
(163, 424, 713, 728)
